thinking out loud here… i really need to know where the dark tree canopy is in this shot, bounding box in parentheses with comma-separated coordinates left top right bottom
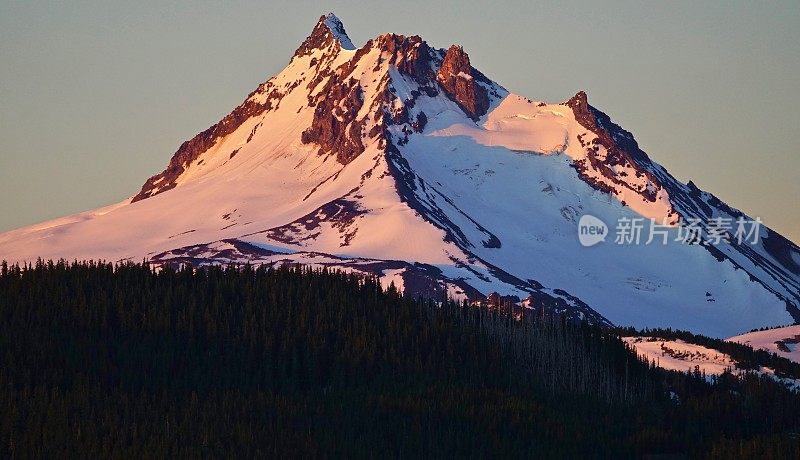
(0, 260, 798, 458)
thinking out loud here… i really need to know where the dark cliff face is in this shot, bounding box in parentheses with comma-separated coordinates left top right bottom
(436, 45, 490, 120)
(375, 33, 436, 84)
(301, 78, 366, 165)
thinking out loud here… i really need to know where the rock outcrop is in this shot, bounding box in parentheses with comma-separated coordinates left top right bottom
(436, 45, 490, 120)
(302, 33, 439, 165)
(565, 91, 671, 210)
(301, 78, 365, 165)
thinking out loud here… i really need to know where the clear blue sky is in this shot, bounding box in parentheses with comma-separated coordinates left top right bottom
(1, 1, 798, 242)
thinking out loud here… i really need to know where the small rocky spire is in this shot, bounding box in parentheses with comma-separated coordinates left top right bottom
(563, 90, 596, 129)
(436, 45, 489, 120)
(564, 90, 590, 112)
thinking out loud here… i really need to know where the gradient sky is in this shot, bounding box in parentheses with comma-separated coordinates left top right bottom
(1, 1, 798, 242)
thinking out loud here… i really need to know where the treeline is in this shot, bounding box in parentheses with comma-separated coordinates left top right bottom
(0, 260, 798, 458)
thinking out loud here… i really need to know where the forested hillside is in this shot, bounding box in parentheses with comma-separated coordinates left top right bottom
(1, 261, 798, 458)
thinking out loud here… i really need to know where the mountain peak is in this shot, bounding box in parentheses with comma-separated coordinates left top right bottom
(295, 13, 355, 57)
(321, 13, 355, 50)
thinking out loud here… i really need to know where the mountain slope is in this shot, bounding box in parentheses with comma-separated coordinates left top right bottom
(729, 325, 800, 363)
(0, 13, 798, 337)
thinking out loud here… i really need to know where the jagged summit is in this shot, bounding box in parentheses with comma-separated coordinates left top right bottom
(322, 13, 355, 50)
(1, 13, 799, 338)
(295, 13, 355, 57)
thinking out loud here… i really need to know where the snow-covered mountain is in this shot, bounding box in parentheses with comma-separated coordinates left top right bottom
(1, 14, 798, 337)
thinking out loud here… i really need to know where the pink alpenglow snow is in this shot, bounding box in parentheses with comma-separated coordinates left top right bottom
(728, 325, 800, 364)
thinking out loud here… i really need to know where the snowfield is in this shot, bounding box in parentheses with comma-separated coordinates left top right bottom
(728, 325, 800, 364)
(624, 337, 737, 375)
(624, 336, 800, 390)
